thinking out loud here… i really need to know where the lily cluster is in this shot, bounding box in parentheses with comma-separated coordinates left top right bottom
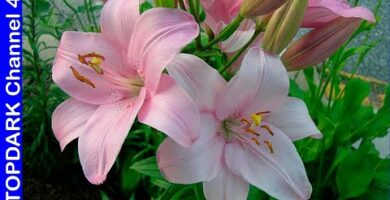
(51, 0, 374, 199)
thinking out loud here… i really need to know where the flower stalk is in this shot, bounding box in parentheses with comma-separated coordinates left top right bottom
(202, 14, 244, 50)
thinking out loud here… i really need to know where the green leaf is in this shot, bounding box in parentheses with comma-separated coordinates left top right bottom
(326, 146, 353, 180)
(159, 185, 188, 200)
(341, 78, 370, 117)
(193, 183, 206, 200)
(170, 187, 195, 200)
(194, 49, 222, 58)
(303, 68, 317, 97)
(336, 150, 374, 199)
(295, 138, 322, 162)
(359, 140, 379, 157)
(140, 2, 153, 13)
(130, 156, 162, 178)
(100, 190, 110, 200)
(247, 186, 268, 200)
(289, 79, 307, 100)
(317, 114, 336, 149)
(370, 156, 390, 186)
(374, 169, 390, 186)
(155, 0, 176, 8)
(121, 156, 141, 194)
(150, 177, 172, 189)
(334, 118, 352, 144)
(36, 0, 51, 13)
(381, 85, 390, 110)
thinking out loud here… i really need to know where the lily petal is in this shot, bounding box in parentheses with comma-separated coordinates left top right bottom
(225, 124, 312, 200)
(265, 97, 322, 141)
(302, 0, 375, 28)
(157, 113, 223, 183)
(221, 19, 256, 53)
(52, 98, 98, 151)
(128, 8, 199, 95)
(201, 0, 241, 31)
(138, 75, 200, 147)
(53, 32, 128, 105)
(204, 168, 249, 200)
(216, 48, 289, 120)
(101, 0, 140, 48)
(78, 89, 146, 184)
(167, 54, 226, 112)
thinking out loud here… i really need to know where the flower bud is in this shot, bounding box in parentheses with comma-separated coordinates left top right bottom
(282, 17, 361, 71)
(240, 0, 287, 17)
(254, 12, 273, 28)
(262, 0, 308, 54)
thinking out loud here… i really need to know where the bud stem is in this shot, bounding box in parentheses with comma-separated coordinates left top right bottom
(219, 25, 265, 74)
(202, 15, 245, 50)
(188, 0, 202, 49)
(178, 0, 186, 11)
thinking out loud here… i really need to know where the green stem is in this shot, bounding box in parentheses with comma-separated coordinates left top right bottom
(89, 0, 99, 31)
(326, 68, 338, 112)
(314, 49, 342, 111)
(315, 141, 325, 198)
(84, 0, 93, 30)
(178, 0, 186, 10)
(219, 27, 263, 74)
(202, 15, 244, 50)
(193, 184, 204, 200)
(63, 0, 87, 31)
(188, 0, 202, 49)
(310, 62, 327, 112)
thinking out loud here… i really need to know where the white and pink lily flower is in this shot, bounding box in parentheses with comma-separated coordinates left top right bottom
(158, 48, 322, 200)
(51, 0, 200, 184)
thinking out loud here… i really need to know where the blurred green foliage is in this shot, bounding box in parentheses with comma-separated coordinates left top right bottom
(23, 0, 389, 199)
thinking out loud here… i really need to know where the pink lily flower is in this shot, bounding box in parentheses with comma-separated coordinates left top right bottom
(51, 0, 199, 184)
(159, 48, 322, 200)
(200, 0, 257, 53)
(302, 0, 375, 28)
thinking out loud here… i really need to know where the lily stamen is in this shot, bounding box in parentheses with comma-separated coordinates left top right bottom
(241, 118, 252, 128)
(261, 125, 274, 136)
(252, 138, 260, 146)
(69, 66, 96, 88)
(256, 111, 271, 115)
(78, 52, 105, 74)
(246, 128, 260, 136)
(264, 140, 274, 153)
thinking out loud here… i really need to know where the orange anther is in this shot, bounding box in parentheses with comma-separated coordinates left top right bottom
(246, 128, 260, 136)
(241, 118, 252, 127)
(252, 138, 260, 146)
(70, 66, 96, 88)
(264, 140, 274, 153)
(77, 52, 105, 74)
(261, 125, 274, 136)
(256, 111, 270, 115)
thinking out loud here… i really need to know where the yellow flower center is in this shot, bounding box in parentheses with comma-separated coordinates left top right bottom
(221, 111, 275, 153)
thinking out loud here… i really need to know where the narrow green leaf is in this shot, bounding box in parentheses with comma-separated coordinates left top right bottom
(130, 156, 162, 178)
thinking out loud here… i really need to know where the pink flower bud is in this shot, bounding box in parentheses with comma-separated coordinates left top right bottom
(240, 0, 287, 17)
(302, 0, 375, 28)
(282, 17, 361, 71)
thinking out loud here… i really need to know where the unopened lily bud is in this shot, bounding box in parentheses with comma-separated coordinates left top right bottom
(262, 0, 308, 54)
(240, 0, 287, 17)
(255, 12, 273, 29)
(282, 17, 361, 71)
